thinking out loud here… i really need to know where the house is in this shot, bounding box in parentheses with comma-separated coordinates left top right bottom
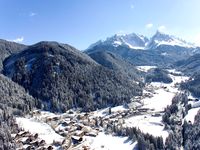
(22, 144, 32, 150)
(19, 137, 32, 145)
(85, 130, 98, 137)
(47, 145, 54, 150)
(74, 130, 84, 137)
(71, 136, 83, 144)
(17, 131, 29, 137)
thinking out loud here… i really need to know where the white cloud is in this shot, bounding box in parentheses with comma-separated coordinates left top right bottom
(130, 4, 134, 9)
(12, 37, 24, 43)
(146, 23, 153, 29)
(158, 25, 166, 32)
(29, 12, 37, 17)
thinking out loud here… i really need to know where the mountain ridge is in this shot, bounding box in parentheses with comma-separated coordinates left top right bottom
(0, 39, 27, 71)
(87, 31, 196, 50)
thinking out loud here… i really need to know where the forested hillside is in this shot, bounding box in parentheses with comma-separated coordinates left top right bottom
(3, 42, 142, 112)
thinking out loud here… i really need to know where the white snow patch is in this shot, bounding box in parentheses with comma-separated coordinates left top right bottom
(161, 52, 168, 56)
(136, 66, 157, 72)
(125, 115, 168, 141)
(154, 38, 195, 48)
(124, 41, 145, 50)
(142, 88, 175, 112)
(113, 41, 122, 46)
(16, 117, 64, 144)
(184, 108, 200, 124)
(93, 105, 128, 117)
(192, 101, 200, 108)
(167, 69, 182, 74)
(143, 74, 189, 112)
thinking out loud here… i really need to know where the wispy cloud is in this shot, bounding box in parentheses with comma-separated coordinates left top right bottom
(145, 23, 153, 29)
(158, 25, 166, 32)
(12, 37, 24, 43)
(130, 4, 134, 9)
(29, 12, 37, 17)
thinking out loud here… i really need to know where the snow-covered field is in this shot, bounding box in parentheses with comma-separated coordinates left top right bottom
(93, 105, 128, 117)
(125, 115, 168, 141)
(124, 71, 189, 141)
(142, 73, 188, 112)
(183, 92, 200, 124)
(16, 117, 64, 145)
(136, 66, 157, 72)
(84, 132, 137, 150)
(184, 108, 200, 124)
(142, 88, 175, 112)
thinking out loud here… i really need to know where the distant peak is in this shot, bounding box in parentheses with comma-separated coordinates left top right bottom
(148, 31, 196, 49)
(155, 29, 167, 34)
(86, 32, 149, 50)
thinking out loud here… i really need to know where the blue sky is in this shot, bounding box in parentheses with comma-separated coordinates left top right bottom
(1, 0, 200, 49)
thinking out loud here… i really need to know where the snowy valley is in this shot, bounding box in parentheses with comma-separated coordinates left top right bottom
(12, 67, 199, 150)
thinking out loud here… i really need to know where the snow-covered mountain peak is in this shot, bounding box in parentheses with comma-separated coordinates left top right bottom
(87, 33, 149, 50)
(86, 31, 197, 51)
(147, 31, 196, 49)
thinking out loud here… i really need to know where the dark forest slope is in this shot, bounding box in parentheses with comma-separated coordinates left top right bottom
(3, 42, 142, 112)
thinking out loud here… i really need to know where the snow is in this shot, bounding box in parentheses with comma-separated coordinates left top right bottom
(136, 66, 157, 72)
(123, 41, 145, 50)
(184, 108, 200, 124)
(167, 69, 182, 74)
(93, 105, 128, 117)
(142, 88, 175, 112)
(125, 115, 168, 141)
(154, 37, 195, 48)
(112, 39, 145, 50)
(16, 117, 64, 145)
(84, 132, 137, 150)
(143, 74, 188, 112)
(169, 75, 189, 85)
(161, 52, 168, 56)
(110, 105, 128, 112)
(113, 41, 122, 46)
(124, 71, 189, 140)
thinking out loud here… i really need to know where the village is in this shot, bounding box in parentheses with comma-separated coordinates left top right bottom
(13, 102, 154, 150)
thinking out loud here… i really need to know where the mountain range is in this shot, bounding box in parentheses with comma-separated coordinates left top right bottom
(87, 31, 196, 50)
(86, 31, 200, 67)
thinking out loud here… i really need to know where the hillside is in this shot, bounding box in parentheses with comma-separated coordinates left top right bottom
(145, 68, 173, 83)
(86, 44, 174, 67)
(0, 39, 27, 71)
(175, 54, 200, 75)
(3, 41, 142, 112)
(0, 74, 36, 116)
(87, 50, 143, 81)
(0, 74, 36, 150)
(181, 74, 200, 98)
